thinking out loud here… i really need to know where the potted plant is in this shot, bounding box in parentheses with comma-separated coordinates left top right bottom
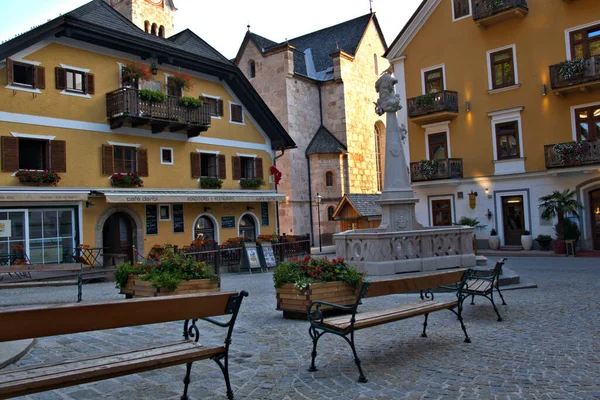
(273, 256, 365, 318)
(521, 229, 533, 250)
(200, 177, 223, 189)
(488, 228, 500, 250)
(15, 170, 61, 186)
(552, 141, 590, 166)
(538, 189, 583, 254)
(114, 247, 219, 298)
(240, 177, 265, 189)
(556, 59, 585, 81)
(534, 234, 553, 251)
(111, 172, 144, 187)
(122, 62, 151, 87)
(414, 159, 439, 180)
(177, 96, 204, 108)
(139, 89, 167, 103)
(413, 92, 437, 110)
(167, 72, 194, 95)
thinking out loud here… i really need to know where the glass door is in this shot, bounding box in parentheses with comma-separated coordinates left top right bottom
(502, 196, 525, 246)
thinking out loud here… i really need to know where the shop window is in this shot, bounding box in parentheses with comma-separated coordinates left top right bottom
(230, 103, 244, 123)
(194, 216, 215, 241)
(327, 206, 335, 221)
(27, 209, 75, 264)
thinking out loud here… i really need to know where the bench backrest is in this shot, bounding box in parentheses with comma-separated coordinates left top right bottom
(0, 291, 244, 342)
(0, 263, 84, 273)
(362, 269, 466, 298)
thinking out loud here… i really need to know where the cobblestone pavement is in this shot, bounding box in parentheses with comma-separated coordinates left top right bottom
(1, 257, 599, 400)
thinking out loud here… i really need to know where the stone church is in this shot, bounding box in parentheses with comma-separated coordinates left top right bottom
(104, 0, 177, 38)
(235, 14, 389, 245)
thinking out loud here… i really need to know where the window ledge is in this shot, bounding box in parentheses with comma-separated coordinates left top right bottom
(229, 121, 246, 126)
(210, 116, 222, 120)
(6, 84, 42, 94)
(493, 157, 526, 164)
(60, 90, 91, 99)
(488, 84, 521, 95)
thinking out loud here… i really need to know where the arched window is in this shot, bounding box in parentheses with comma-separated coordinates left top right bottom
(239, 214, 256, 242)
(327, 206, 335, 221)
(248, 60, 256, 78)
(159, 25, 165, 38)
(194, 216, 215, 241)
(151, 23, 158, 36)
(374, 53, 379, 75)
(374, 122, 385, 191)
(325, 171, 334, 187)
(144, 20, 150, 33)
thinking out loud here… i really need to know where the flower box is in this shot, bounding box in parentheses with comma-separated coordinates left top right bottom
(119, 274, 135, 298)
(200, 177, 223, 189)
(239, 177, 264, 189)
(111, 172, 144, 187)
(16, 170, 61, 185)
(131, 278, 220, 297)
(276, 281, 358, 318)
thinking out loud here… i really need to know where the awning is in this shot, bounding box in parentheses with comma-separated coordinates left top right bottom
(97, 189, 285, 203)
(0, 189, 89, 202)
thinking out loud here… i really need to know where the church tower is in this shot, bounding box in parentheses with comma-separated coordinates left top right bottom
(104, 0, 177, 38)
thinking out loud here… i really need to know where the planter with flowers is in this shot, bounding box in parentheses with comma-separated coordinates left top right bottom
(167, 72, 194, 96)
(16, 170, 61, 186)
(414, 159, 439, 180)
(273, 256, 365, 319)
(239, 177, 264, 189)
(121, 62, 152, 87)
(200, 177, 223, 189)
(111, 172, 144, 187)
(552, 141, 590, 166)
(114, 247, 219, 298)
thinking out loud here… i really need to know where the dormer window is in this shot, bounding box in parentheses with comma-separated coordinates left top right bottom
(248, 60, 256, 78)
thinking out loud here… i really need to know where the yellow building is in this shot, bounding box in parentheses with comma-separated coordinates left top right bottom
(385, 0, 600, 250)
(0, 0, 295, 264)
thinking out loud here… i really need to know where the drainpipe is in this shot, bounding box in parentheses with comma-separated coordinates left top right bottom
(306, 83, 324, 247)
(274, 148, 286, 236)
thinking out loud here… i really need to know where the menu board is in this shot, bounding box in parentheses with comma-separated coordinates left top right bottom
(260, 202, 269, 226)
(145, 205, 158, 235)
(260, 242, 277, 268)
(240, 242, 262, 272)
(221, 216, 236, 229)
(172, 204, 184, 233)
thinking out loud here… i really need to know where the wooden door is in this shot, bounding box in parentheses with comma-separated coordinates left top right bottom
(591, 190, 600, 250)
(431, 199, 452, 226)
(428, 133, 448, 160)
(103, 212, 133, 262)
(502, 196, 525, 246)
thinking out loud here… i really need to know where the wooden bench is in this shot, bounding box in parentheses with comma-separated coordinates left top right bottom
(0, 263, 86, 302)
(0, 291, 248, 400)
(307, 269, 471, 382)
(442, 258, 507, 321)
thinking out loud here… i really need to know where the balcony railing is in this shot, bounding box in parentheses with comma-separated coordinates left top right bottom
(106, 87, 212, 138)
(410, 158, 464, 182)
(407, 90, 459, 122)
(549, 55, 600, 93)
(544, 139, 600, 169)
(472, 0, 528, 27)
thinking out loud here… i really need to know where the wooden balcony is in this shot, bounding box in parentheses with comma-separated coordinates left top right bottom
(410, 158, 464, 182)
(471, 0, 528, 28)
(106, 87, 211, 138)
(549, 55, 600, 95)
(407, 90, 459, 124)
(544, 139, 600, 169)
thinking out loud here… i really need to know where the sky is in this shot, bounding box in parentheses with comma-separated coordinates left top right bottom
(0, 0, 423, 59)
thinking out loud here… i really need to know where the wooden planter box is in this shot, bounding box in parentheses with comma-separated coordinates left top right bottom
(122, 277, 220, 298)
(119, 274, 135, 298)
(276, 281, 358, 319)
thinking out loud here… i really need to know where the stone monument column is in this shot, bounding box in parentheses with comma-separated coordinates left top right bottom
(373, 73, 422, 232)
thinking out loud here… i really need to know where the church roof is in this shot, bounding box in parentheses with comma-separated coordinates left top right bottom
(248, 32, 279, 52)
(306, 126, 347, 156)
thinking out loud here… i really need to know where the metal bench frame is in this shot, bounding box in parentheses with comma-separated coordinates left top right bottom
(455, 258, 507, 321)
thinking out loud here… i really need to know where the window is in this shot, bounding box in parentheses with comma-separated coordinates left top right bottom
(575, 105, 600, 141)
(26, 209, 75, 264)
(66, 70, 85, 92)
(452, 0, 471, 20)
(496, 121, 520, 160)
(114, 146, 137, 173)
(431, 199, 452, 226)
(428, 132, 448, 160)
(230, 103, 244, 123)
(19, 138, 48, 170)
(241, 157, 255, 178)
(151, 23, 158, 36)
(327, 206, 335, 221)
(1, 136, 66, 173)
(201, 153, 218, 177)
(13, 62, 35, 87)
(374, 54, 378, 75)
(6, 59, 45, 90)
(232, 155, 262, 181)
(159, 25, 165, 38)
(166, 76, 182, 97)
(248, 60, 256, 78)
(55, 67, 94, 95)
(325, 171, 334, 187)
(490, 48, 515, 89)
(161, 147, 173, 165)
(424, 68, 444, 93)
(201, 96, 223, 117)
(144, 20, 150, 33)
(194, 216, 215, 241)
(239, 215, 256, 241)
(159, 205, 171, 221)
(570, 23, 600, 59)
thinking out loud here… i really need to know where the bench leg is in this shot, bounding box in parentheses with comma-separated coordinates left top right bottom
(489, 292, 503, 322)
(342, 331, 367, 383)
(451, 306, 471, 343)
(308, 326, 322, 372)
(496, 286, 507, 306)
(213, 355, 234, 400)
(470, 294, 475, 305)
(421, 313, 429, 338)
(180, 362, 193, 400)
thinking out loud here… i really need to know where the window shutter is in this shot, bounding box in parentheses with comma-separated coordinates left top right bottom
(34, 66, 46, 89)
(255, 157, 263, 179)
(231, 105, 239, 122)
(85, 73, 95, 95)
(49, 140, 66, 172)
(217, 99, 224, 116)
(137, 148, 148, 177)
(101, 144, 114, 175)
(1, 136, 19, 172)
(6, 58, 14, 85)
(191, 152, 201, 178)
(218, 154, 226, 179)
(232, 156, 241, 180)
(55, 67, 66, 90)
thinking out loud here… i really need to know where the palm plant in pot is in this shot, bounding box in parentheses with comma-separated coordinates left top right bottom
(488, 228, 500, 250)
(538, 189, 583, 254)
(521, 230, 533, 251)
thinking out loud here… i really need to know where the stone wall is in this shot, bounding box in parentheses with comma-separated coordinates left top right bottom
(104, 0, 176, 37)
(309, 154, 344, 242)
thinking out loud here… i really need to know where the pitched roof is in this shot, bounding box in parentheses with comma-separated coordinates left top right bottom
(335, 194, 382, 218)
(248, 32, 279, 52)
(383, 0, 436, 59)
(305, 126, 347, 156)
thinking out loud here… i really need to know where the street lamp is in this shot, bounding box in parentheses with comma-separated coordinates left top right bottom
(315, 193, 322, 253)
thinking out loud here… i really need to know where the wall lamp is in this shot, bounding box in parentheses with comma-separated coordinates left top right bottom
(204, 207, 211, 213)
(151, 63, 158, 75)
(465, 101, 471, 112)
(247, 206, 254, 212)
(85, 201, 95, 208)
(542, 84, 547, 96)
(486, 209, 493, 220)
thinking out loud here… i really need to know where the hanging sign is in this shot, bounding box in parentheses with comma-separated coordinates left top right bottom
(145, 205, 158, 235)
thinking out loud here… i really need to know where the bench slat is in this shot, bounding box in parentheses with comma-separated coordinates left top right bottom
(322, 300, 458, 331)
(0, 341, 225, 398)
(365, 269, 465, 298)
(0, 280, 78, 289)
(0, 263, 85, 273)
(466, 279, 493, 293)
